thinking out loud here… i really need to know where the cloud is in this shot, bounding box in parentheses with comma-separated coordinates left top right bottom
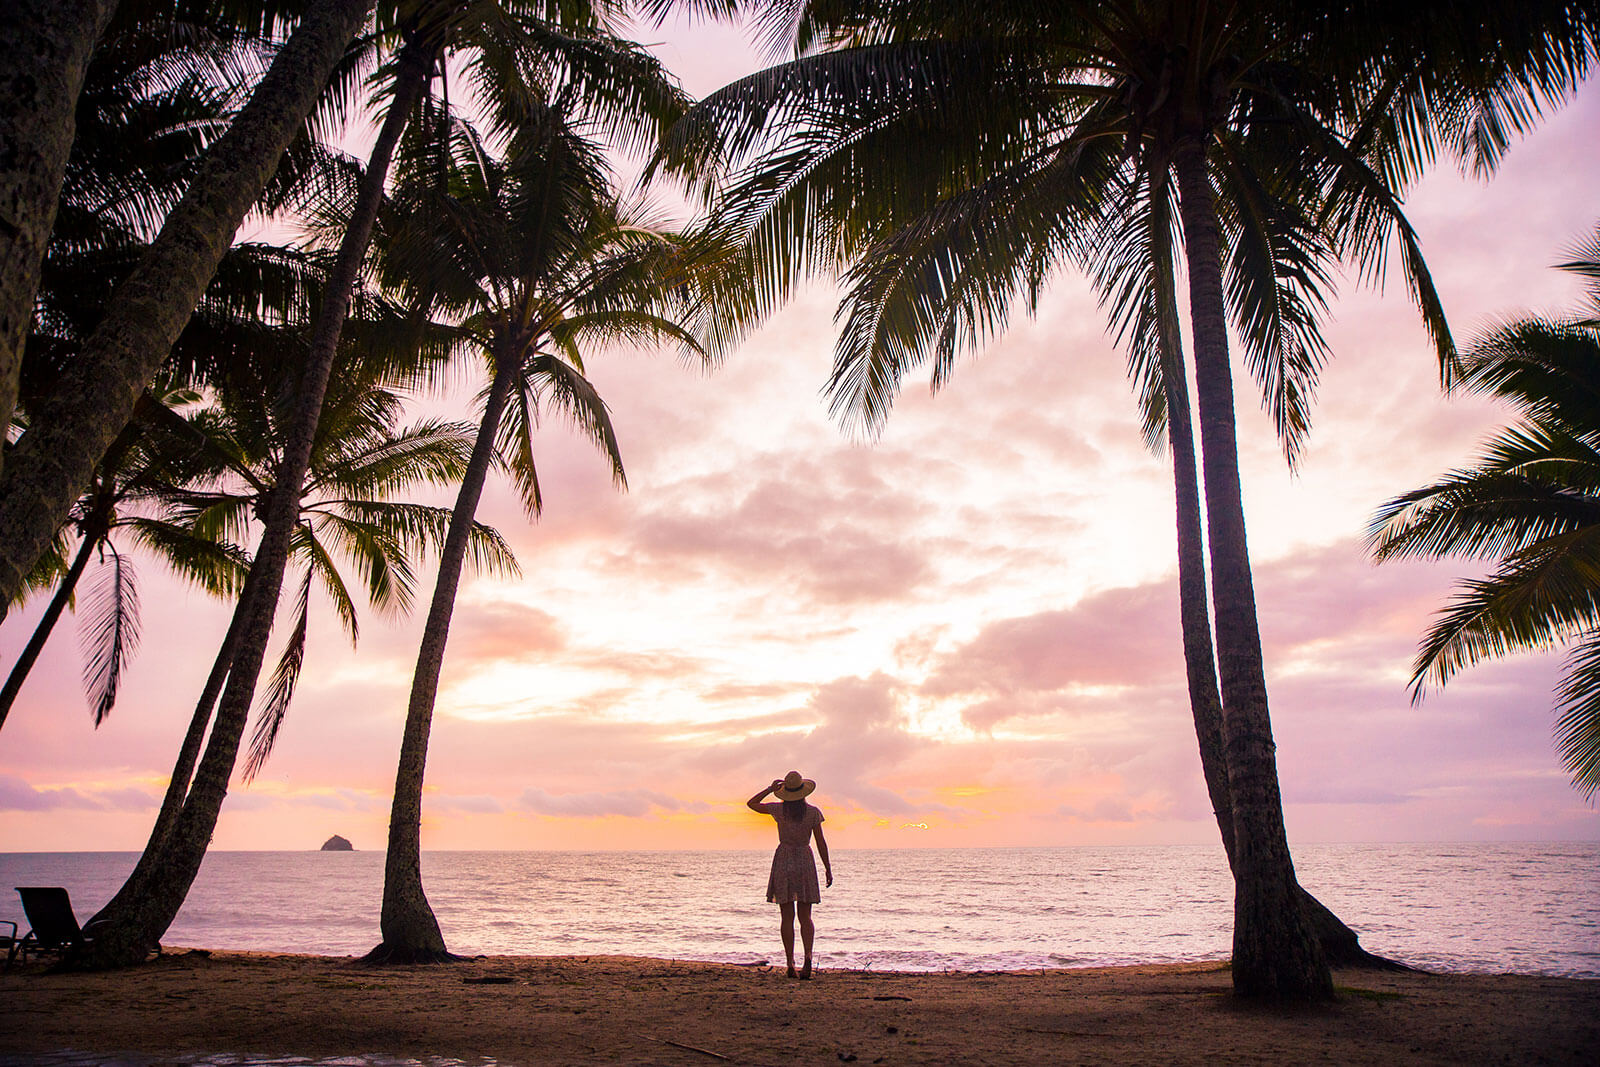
(443, 601, 567, 666)
(924, 580, 1181, 702)
(0, 774, 159, 812)
(430, 793, 506, 814)
(1056, 797, 1138, 823)
(225, 786, 383, 813)
(619, 461, 936, 605)
(689, 673, 949, 816)
(513, 787, 684, 817)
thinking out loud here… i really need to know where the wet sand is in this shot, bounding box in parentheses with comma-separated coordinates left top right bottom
(2, 951, 1596, 1065)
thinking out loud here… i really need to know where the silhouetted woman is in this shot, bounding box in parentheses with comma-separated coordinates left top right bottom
(747, 770, 832, 978)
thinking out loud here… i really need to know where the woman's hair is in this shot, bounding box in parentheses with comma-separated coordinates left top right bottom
(782, 798, 808, 819)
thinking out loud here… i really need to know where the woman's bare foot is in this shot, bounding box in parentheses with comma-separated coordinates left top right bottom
(799, 960, 813, 980)
(786, 965, 798, 979)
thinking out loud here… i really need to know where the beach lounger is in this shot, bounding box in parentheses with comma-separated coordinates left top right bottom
(7, 886, 107, 967)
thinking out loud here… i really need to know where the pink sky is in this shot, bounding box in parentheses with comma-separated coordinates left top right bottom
(2, 23, 1599, 853)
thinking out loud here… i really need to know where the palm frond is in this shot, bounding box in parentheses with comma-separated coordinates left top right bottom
(78, 546, 141, 726)
(311, 418, 480, 500)
(524, 353, 626, 488)
(121, 517, 252, 597)
(1411, 527, 1600, 694)
(1554, 633, 1600, 800)
(826, 131, 1119, 434)
(1369, 427, 1600, 563)
(293, 523, 363, 638)
(328, 500, 521, 579)
(243, 569, 311, 782)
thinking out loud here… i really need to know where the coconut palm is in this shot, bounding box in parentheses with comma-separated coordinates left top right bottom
(1086, 154, 1392, 967)
(83, 0, 686, 970)
(167, 353, 519, 779)
(363, 106, 706, 961)
(0, 0, 374, 609)
(1, 4, 360, 731)
(0, 388, 248, 734)
(1370, 227, 1600, 800)
(89, 335, 516, 933)
(655, 0, 1596, 998)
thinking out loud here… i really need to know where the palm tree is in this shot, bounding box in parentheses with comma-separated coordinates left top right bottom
(0, 0, 374, 610)
(172, 350, 519, 777)
(80, 0, 686, 969)
(1370, 226, 1600, 801)
(0, 388, 247, 734)
(2, 3, 361, 729)
(1090, 156, 1390, 967)
(2, 0, 374, 731)
(655, 0, 1595, 998)
(363, 107, 706, 961)
(89, 340, 516, 932)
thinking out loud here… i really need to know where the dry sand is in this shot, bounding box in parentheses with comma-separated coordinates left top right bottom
(2, 951, 1596, 1065)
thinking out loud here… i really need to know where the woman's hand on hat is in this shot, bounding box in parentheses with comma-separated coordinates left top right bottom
(770, 779, 784, 793)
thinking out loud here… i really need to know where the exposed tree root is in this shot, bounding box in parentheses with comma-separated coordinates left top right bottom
(1302, 888, 1417, 971)
(360, 942, 463, 965)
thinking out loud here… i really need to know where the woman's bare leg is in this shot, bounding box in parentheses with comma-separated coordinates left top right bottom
(779, 901, 797, 977)
(798, 902, 815, 978)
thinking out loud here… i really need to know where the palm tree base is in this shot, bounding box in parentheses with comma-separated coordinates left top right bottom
(1301, 888, 1413, 971)
(360, 942, 463, 965)
(58, 923, 159, 972)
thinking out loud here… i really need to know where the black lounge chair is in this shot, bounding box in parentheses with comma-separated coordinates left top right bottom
(7, 886, 107, 967)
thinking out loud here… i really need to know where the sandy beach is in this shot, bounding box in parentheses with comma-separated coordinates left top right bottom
(2, 951, 1596, 1065)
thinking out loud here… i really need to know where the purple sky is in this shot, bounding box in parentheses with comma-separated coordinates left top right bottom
(2, 23, 1598, 853)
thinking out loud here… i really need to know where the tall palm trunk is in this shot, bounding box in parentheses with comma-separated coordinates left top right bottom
(79, 42, 432, 970)
(0, 0, 374, 617)
(1156, 258, 1388, 969)
(0, 513, 105, 732)
(0, 0, 119, 465)
(1155, 275, 1236, 865)
(1173, 144, 1331, 1001)
(368, 352, 521, 963)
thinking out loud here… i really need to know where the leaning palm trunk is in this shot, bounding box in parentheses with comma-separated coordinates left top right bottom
(78, 41, 430, 970)
(88, 562, 262, 929)
(368, 354, 520, 963)
(0, 0, 373, 616)
(1156, 280, 1235, 864)
(1173, 145, 1331, 1001)
(0, 0, 119, 462)
(0, 513, 105, 732)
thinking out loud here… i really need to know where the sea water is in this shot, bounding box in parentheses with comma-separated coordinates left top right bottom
(1, 843, 1596, 977)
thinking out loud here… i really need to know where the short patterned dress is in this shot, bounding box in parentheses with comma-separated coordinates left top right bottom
(757, 802, 825, 904)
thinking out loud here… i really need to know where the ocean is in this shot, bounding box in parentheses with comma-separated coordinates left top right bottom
(1, 843, 1596, 977)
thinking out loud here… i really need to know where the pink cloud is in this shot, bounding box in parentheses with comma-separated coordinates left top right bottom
(0, 774, 159, 812)
(513, 787, 689, 817)
(923, 581, 1181, 698)
(443, 601, 567, 665)
(617, 460, 936, 604)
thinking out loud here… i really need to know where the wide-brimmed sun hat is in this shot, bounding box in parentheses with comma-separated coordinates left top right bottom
(774, 770, 815, 800)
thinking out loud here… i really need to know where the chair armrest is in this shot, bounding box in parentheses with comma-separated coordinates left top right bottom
(0, 919, 15, 942)
(82, 916, 115, 938)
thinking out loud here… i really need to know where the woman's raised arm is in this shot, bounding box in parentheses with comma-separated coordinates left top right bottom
(747, 780, 782, 812)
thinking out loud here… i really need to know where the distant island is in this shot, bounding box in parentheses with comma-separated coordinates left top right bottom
(320, 835, 354, 852)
